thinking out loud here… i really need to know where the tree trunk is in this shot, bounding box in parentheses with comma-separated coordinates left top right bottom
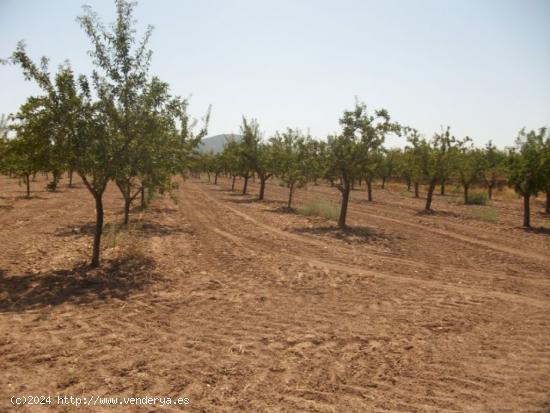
(231, 175, 236, 191)
(382, 177, 386, 189)
(523, 194, 531, 227)
(287, 182, 295, 209)
(414, 182, 419, 198)
(488, 184, 493, 200)
(69, 169, 74, 187)
(214, 172, 218, 185)
(242, 175, 249, 195)
(25, 174, 30, 198)
(123, 197, 131, 225)
(259, 175, 266, 200)
(406, 177, 411, 191)
(91, 195, 104, 268)
(366, 179, 373, 201)
(440, 181, 446, 196)
(463, 184, 469, 204)
(425, 179, 437, 211)
(140, 186, 146, 209)
(338, 183, 351, 228)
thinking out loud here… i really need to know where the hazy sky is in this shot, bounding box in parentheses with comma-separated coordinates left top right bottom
(1, 0, 549, 147)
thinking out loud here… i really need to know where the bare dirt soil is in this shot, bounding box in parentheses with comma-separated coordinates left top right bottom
(1, 174, 549, 412)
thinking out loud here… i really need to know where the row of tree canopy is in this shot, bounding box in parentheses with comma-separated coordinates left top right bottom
(194, 113, 550, 229)
(0, 0, 548, 268)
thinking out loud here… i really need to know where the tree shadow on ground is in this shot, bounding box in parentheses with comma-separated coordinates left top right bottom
(226, 198, 261, 204)
(54, 219, 193, 238)
(355, 199, 383, 206)
(227, 197, 286, 205)
(523, 226, 550, 236)
(0, 253, 160, 313)
(291, 225, 383, 244)
(15, 195, 48, 200)
(135, 220, 194, 236)
(0, 204, 14, 210)
(416, 209, 462, 218)
(147, 206, 179, 215)
(270, 206, 296, 214)
(54, 222, 97, 237)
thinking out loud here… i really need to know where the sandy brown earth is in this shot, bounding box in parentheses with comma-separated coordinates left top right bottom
(1, 174, 549, 413)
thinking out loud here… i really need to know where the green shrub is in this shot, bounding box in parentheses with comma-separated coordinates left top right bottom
(466, 191, 488, 205)
(46, 180, 58, 192)
(470, 208, 498, 222)
(297, 198, 339, 220)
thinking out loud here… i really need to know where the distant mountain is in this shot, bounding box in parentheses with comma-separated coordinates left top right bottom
(198, 134, 242, 154)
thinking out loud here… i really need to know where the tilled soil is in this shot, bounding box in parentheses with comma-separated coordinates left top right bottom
(1, 174, 549, 412)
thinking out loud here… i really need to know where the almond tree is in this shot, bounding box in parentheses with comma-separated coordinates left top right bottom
(304, 139, 327, 186)
(270, 128, 312, 209)
(257, 143, 277, 200)
(209, 153, 224, 185)
(8, 1, 178, 266)
(239, 117, 275, 199)
(220, 139, 245, 191)
(325, 102, 398, 228)
(483, 140, 506, 200)
(424, 127, 459, 211)
(405, 126, 458, 211)
(392, 148, 412, 191)
(456, 140, 485, 204)
(237, 118, 258, 194)
(378, 148, 400, 189)
(8, 98, 51, 197)
(403, 127, 425, 198)
(78, 0, 153, 223)
(78, 0, 208, 224)
(506, 128, 547, 227)
(9, 47, 115, 266)
(361, 148, 389, 201)
(198, 152, 216, 183)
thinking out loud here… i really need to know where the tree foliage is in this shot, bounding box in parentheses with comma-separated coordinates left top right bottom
(6, 0, 207, 266)
(506, 128, 548, 227)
